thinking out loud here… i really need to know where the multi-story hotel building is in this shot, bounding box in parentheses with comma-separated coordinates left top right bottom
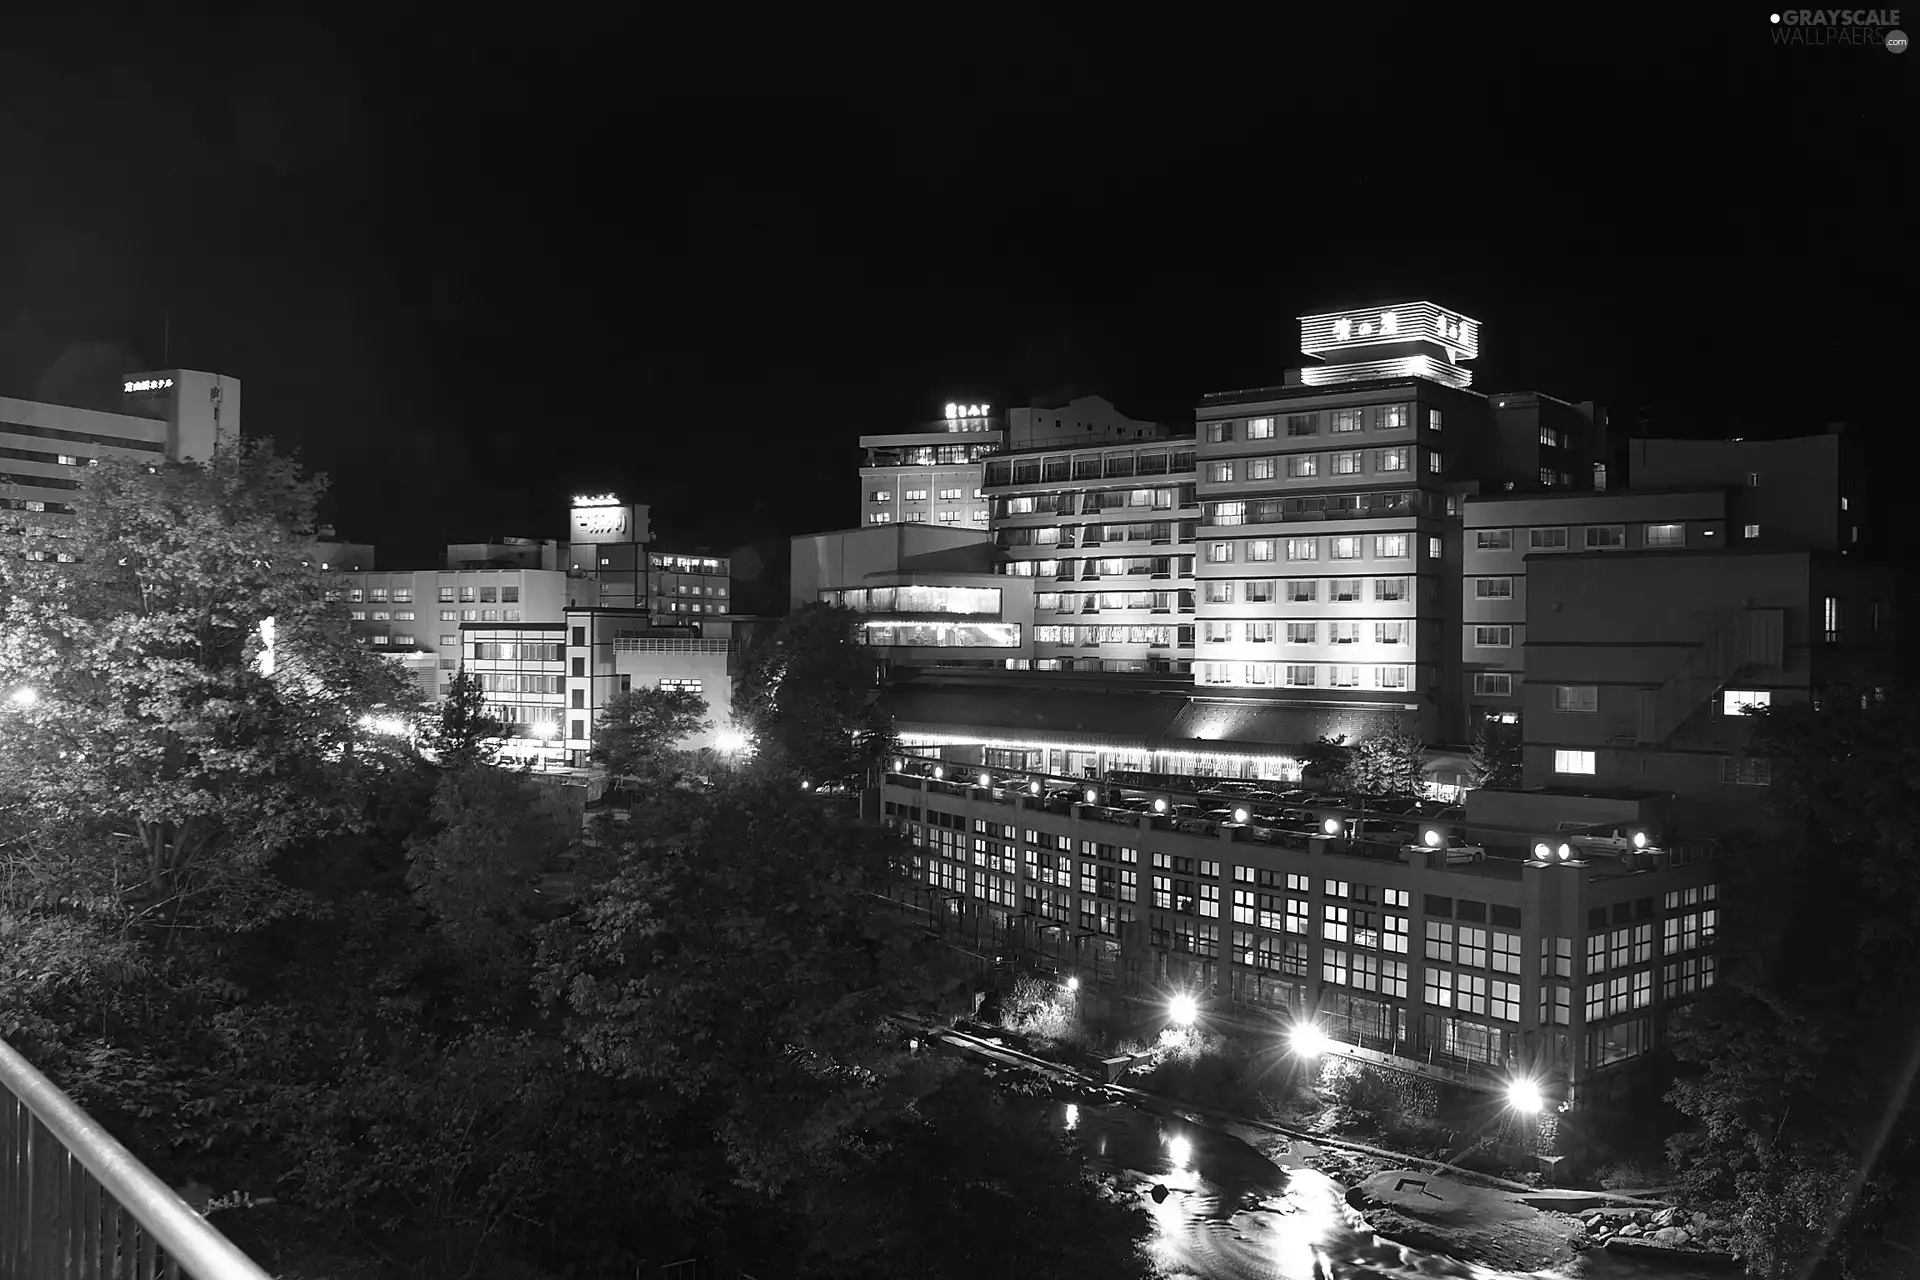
(884, 765, 1718, 1105)
(1, 370, 239, 532)
(859, 402, 1003, 530)
(981, 429, 1198, 675)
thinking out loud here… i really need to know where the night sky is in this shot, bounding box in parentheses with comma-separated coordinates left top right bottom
(1, 13, 1909, 608)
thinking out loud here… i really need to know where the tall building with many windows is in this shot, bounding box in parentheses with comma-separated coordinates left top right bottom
(859, 402, 1002, 530)
(1, 370, 239, 531)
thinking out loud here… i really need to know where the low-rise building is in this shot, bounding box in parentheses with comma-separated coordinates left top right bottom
(859, 402, 1002, 530)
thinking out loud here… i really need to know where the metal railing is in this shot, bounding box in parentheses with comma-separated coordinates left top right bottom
(0, 1035, 273, 1280)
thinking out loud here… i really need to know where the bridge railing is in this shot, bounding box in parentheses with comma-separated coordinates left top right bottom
(0, 1034, 274, 1280)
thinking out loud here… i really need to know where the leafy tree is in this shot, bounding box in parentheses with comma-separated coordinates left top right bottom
(0, 442, 417, 917)
(405, 767, 564, 966)
(735, 602, 894, 787)
(1468, 718, 1522, 790)
(425, 669, 508, 770)
(1300, 733, 1351, 790)
(1662, 684, 1920, 1278)
(1348, 729, 1425, 797)
(590, 685, 710, 784)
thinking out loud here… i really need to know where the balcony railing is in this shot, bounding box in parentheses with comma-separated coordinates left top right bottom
(0, 1034, 273, 1280)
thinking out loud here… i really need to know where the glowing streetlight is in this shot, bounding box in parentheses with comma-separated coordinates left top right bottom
(716, 727, 751, 754)
(1322, 816, 1344, 836)
(977, 772, 992, 788)
(932, 766, 945, 780)
(1288, 1021, 1330, 1058)
(1028, 780, 1042, 795)
(1423, 827, 1444, 848)
(1084, 787, 1100, 805)
(1506, 1078, 1544, 1115)
(6, 686, 37, 708)
(1233, 807, 1251, 824)
(1063, 975, 1079, 994)
(1168, 993, 1198, 1027)
(1153, 797, 1169, 814)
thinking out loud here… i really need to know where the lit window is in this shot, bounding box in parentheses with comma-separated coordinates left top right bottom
(1585, 525, 1624, 549)
(1206, 541, 1234, 563)
(939, 488, 961, 500)
(1204, 621, 1233, 644)
(1375, 665, 1408, 689)
(1330, 580, 1360, 601)
(904, 489, 928, 501)
(1744, 523, 1760, 538)
(870, 490, 891, 502)
(1379, 404, 1409, 430)
(1374, 534, 1407, 559)
(1377, 447, 1409, 472)
(1539, 467, 1555, 486)
(660, 678, 703, 694)
(1331, 450, 1362, 475)
(1208, 462, 1235, 483)
(1745, 471, 1761, 487)
(1553, 749, 1596, 775)
(1328, 664, 1360, 687)
(1373, 621, 1406, 644)
(1330, 536, 1361, 560)
(1373, 577, 1407, 601)
(1428, 537, 1441, 559)
(1328, 622, 1359, 645)
(1474, 672, 1513, 696)
(1247, 539, 1276, 562)
(1552, 685, 1598, 713)
(1428, 409, 1442, 432)
(1330, 410, 1362, 434)
(1285, 622, 1315, 644)
(1473, 626, 1512, 648)
(1285, 538, 1316, 561)
(1823, 596, 1841, 642)
(1286, 454, 1319, 478)
(1285, 580, 1316, 602)
(1644, 522, 1685, 547)
(1212, 501, 1246, 526)
(1247, 417, 1275, 440)
(1284, 664, 1316, 687)
(1428, 451, 1443, 473)
(1723, 690, 1770, 715)
(1205, 581, 1234, 604)
(1474, 529, 1512, 551)
(1249, 457, 1276, 480)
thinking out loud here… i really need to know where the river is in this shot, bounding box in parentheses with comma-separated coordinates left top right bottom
(1037, 1095, 1729, 1280)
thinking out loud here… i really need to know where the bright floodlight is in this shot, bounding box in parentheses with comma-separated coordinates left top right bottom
(1423, 827, 1443, 848)
(977, 772, 992, 788)
(1168, 993, 1198, 1027)
(1153, 797, 1169, 814)
(800, 780, 812, 791)
(932, 766, 945, 780)
(1533, 841, 1552, 860)
(717, 728, 750, 753)
(1556, 843, 1573, 861)
(1234, 807, 1250, 824)
(1085, 787, 1099, 805)
(1507, 1078, 1545, 1115)
(1064, 976, 1079, 993)
(7, 687, 36, 707)
(1632, 831, 1650, 849)
(1029, 780, 1042, 795)
(1322, 816, 1343, 836)
(1288, 1021, 1330, 1058)
(533, 720, 558, 741)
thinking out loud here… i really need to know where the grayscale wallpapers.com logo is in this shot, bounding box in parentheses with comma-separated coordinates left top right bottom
(1770, 9, 1909, 49)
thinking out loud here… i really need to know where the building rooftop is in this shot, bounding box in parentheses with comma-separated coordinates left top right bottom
(1199, 377, 1485, 408)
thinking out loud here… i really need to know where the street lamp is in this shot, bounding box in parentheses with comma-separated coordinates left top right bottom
(532, 718, 557, 771)
(716, 727, 751, 755)
(1288, 1021, 1330, 1059)
(1167, 993, 1198, 1027)
(1506, 1077, 1545, 1115)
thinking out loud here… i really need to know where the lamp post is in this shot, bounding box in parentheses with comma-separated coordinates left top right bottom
(532, 718, 557, 771)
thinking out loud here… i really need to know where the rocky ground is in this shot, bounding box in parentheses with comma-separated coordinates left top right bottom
(1345, 1171, 1587, 1272)
(1573, 1204, 1741, 1258)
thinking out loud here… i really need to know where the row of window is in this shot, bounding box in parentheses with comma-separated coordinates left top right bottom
(1202, 576, 1411, 604)
(986, 449, 1198, 487)
(1204, 534, 1440, 564)
(998, 486, 1191, 516)
(1549, 748, 1772, 786)
(1202, 447, 1441, 486)
(1036, 590, 1188, 612)
(997, 556, 1193, 579)
(324, 584, 525, 604)
(1202, 404, 1432, 443)
(867, 511, 988, 526)
(1033, 624, 1187, 647)
(1471, 523, 1684, 551)
(1202, 619, 1410, 645)
(870, 487, 984, 502)
(1197, 661, 1412, 689)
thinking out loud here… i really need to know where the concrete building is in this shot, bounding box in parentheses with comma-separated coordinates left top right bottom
(1520, 548, 1895, 834)
(1461, 489, 1732, 724)
(1003, 394, 1169, 451)
(558, 493, 733, 619)
(1626, 428, 1863, 553)
(326, 567, 572, 701)
(883, 761, 1718, 1105)
(792, 525, 1034, 669)
(1489, 393, 1611, 493)
(1, 369, 239, 530)
(858, 402, 1003, 530)
(560, 610, 746, 767)
(981, 432, 1199, 674)
(446, 537, 566, 570)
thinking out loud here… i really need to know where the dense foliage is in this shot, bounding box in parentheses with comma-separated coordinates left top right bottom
(0, 448, 1154, 1279)
(1663, 685, 1920, 1279)
(734, 602, 896, 787)
(1467, 719, 1521, 790)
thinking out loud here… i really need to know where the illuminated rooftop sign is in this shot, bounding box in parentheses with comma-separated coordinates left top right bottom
(1299, 302, 1481, 365)
(572, 493, 622, 508)
(124, 377, 175, 393)
(943, 402, 990, 420)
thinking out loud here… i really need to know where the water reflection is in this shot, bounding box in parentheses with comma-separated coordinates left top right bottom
(1035, 1097, 1728, 1280)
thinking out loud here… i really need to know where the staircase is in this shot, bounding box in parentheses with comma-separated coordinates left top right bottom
(1635, 607, 1784, 746)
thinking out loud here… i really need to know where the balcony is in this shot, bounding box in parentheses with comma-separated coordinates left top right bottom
(1, 1034, 273, 1279)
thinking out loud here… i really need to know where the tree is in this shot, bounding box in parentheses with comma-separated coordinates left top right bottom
(0, 442, 417, 919)
(1662, 685, 1920, 1278)
(405, 767, 564, 965)
(1468, 718, 1521, 790)
(425, 669, 508, 770)
(590, 685, 710, 785)
(1348, 729, 1425, 797)
(1300, 734, 1351, 790)
(735, 603, 894, 788)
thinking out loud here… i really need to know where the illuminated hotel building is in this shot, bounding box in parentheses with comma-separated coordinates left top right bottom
(562, 493, 732, 618)
(859, 403, 1002, 530)
(1, 370, 239, 533)
(979, 399, 1196, 674)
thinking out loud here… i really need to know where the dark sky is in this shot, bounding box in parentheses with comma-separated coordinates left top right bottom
(1, 11, 1910, 601)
